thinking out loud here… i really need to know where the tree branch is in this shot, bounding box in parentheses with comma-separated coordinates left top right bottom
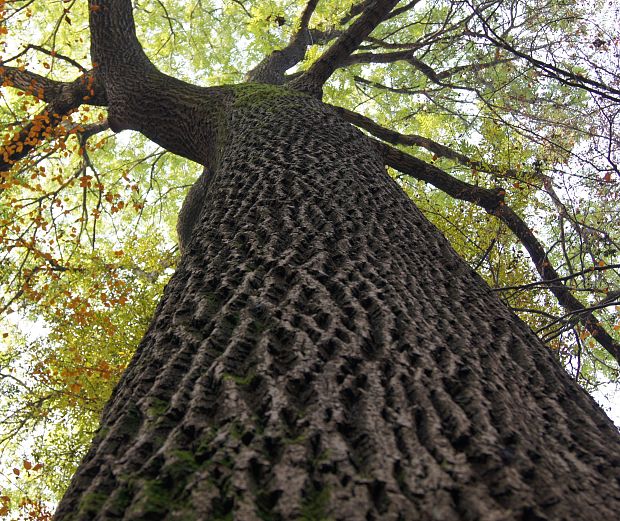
(246, 0, 323, 84)
(289, 0, 402, 97)
(88, 0, 152, 74)
(468, 10, 620, 103)
(88, 0, 228, 166)
(0, 69, 105, 174)
(492, 264, 620, 293)
(330, 104, 478, 167)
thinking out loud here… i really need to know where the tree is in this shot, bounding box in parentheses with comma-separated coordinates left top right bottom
(1, 0, 619, 519)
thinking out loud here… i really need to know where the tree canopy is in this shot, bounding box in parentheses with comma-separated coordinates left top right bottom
(0, 0, 619, 517)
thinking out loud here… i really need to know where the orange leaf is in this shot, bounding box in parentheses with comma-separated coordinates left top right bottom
(12, 468, 20, 476)
(23, 460, 32, 470)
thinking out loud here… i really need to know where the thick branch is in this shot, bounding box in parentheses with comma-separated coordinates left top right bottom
(381, 144, 506, 210)
(289, 0, 402, 96)
(89, 0, 152, 74)
(378, 141, 620, 363)
(343, 48, 419, 65)
(0, 66, 105, 105)
(246, 0, 323, 84)
(330, 104, 476, 166)
(88, 0, 228, 166)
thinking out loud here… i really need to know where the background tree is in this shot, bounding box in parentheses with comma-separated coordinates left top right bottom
(0, 0, 619, 518)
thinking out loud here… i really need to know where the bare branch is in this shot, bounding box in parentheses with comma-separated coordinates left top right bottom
(493, 264, 620, 293)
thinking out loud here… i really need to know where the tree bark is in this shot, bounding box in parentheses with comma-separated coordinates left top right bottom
(53, 85, 620, 520)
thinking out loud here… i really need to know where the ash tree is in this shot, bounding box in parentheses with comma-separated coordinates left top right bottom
(0, 0, 619, 519)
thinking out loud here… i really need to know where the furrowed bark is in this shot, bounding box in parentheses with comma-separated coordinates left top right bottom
(53, 88, 620, 520)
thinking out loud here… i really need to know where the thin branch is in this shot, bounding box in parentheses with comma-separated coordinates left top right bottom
(330, 104, 477, 166)
(467, 7, 620, 103)
(492, 265, 620, 293)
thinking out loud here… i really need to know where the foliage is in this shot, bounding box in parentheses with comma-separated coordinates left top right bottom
(0, 0, 619, 515)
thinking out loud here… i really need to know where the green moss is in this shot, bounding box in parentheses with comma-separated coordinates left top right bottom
(222, 371, 257, 387)
(162, 450, 199, 485)
(135, 480, 170, 516)
(299, 485, 331, 521)
(76, 491, 109, 517)
(315, 449, 331, 464)
(146, 397, 169, 419)
(219, 454, 235, 470)
(196, 428, 217, 461)
(105, 485, 133, 517)
(250, 317, 271, 335)
(228, 83, 308, 109)
(229, 421, 244, 440)
(172, 449, 199, 467)
(283, 433, 307, 446)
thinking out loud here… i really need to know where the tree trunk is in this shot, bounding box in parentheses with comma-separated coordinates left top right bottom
(53, 86, 620, 521)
